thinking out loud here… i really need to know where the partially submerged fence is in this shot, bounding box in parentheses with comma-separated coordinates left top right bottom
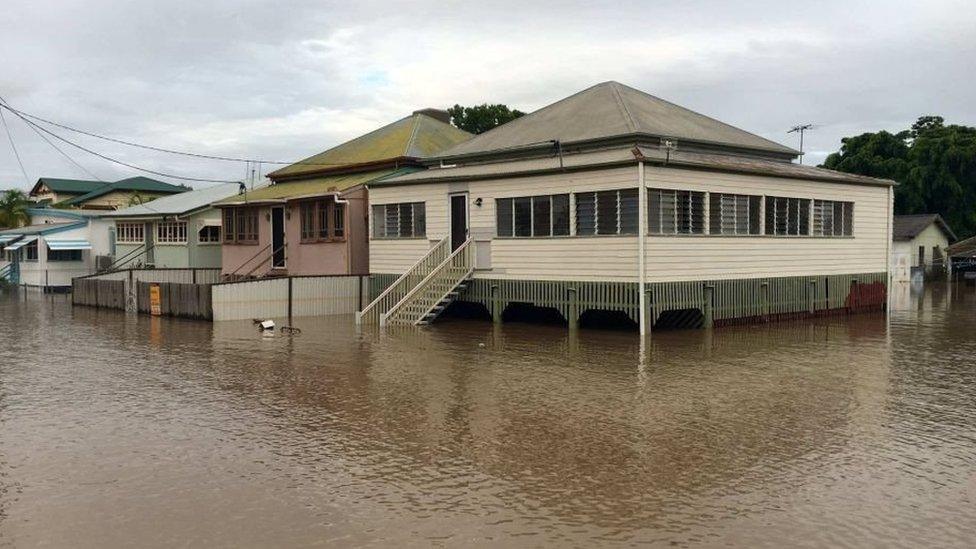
(211, 275, 368, 321)
(72, 268, 221, 319)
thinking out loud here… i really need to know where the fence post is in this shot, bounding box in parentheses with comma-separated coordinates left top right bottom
(567, 286, 579, 330)
(287, 277, 293, 325)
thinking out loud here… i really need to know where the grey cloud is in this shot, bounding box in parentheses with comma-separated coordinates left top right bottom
(0, 0, 973, 187)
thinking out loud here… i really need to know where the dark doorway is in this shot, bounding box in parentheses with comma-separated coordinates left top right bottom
(271, 206, 286, 269)
(450, 194, 468, 250)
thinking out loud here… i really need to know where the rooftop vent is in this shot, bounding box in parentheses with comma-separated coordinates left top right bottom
(413, 108, 451, 124)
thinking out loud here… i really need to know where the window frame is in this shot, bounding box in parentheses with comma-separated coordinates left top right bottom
(47, 248, 83, 262)
(298, 198, 346, 244)
(155, 221, 188, 245)
(116, 222, 144, 244)
(372, 202, 426, 239)
(222, 207, 259, 245)
(198, 225, 221, 244)
(575, 188, 640, 237)
(495, 194, 571, 238)
(648, 188, 706, 235)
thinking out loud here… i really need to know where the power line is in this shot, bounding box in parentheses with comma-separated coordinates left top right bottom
(0, 102, 349, 167)
(0, 105, 30, 185)
(0, 100, 238, 183)
(0, 95, 104, 181)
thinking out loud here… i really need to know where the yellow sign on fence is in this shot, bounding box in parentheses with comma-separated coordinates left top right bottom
(149, 283, 161, 316)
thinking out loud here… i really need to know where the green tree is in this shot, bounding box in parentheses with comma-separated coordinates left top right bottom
(447, 103, 525, 134)
(0, 189, 30, 229)
(822, 116, 976, 238)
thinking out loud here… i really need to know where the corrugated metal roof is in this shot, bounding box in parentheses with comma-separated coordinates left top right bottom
(57, 176, 189, 206)
(107, 183, 241, 218)
(893, 214, 956, 242)
(947, 234, 976, 257)
(267, 113, 471, 179)
(33, 178, 102, 194)
(0, 221, 86, 235)
(432, 81, 799, 160)
(375, 145, 894, 187)
(216, 168, 417, 205)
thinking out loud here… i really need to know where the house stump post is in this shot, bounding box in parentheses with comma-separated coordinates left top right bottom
(491, 284, 502, 324)
(567, 286, 579, 330)
(703, 285, 714, 328)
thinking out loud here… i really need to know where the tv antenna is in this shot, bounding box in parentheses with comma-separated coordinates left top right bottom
(788, 124, 814, 164)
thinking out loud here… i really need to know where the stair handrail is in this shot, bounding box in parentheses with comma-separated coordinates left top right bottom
(358, 236, 451, 324)
(226, 242, 272, 278)
(102, 243, 152, 272)
(243, 242, 287, 278)
(380, 238, 473, 326)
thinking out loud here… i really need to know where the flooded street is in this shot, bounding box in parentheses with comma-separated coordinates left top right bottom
(1, 285, 975, 547)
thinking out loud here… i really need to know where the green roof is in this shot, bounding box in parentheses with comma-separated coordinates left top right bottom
(217, 167, 418, 205)
(33, 177, 103, 195)
(267, 112, 471, 180)
(57, 177, 188, 206)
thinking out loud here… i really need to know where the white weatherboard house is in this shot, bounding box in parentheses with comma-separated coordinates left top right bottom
(105, 183, 241, 269)
(0, 209, 113, 290)
(891, 214, 955, 282)
(359, 82, 895, 332)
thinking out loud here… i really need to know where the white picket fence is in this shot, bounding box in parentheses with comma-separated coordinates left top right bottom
(211, 275, 368, 321)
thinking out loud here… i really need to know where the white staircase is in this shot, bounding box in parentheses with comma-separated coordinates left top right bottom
(357, 237, 474, 326)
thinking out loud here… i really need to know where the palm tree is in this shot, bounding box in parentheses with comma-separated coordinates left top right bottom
(0, 189, 30, 229)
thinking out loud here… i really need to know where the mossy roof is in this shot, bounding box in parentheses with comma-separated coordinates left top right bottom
(216, 167, 418, 205)
(267, 113, 471, 179)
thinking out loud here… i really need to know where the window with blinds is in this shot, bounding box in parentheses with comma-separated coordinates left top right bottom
(813, 200, 853, 236)
(372, 202, 426, 238)
(709, 193, 762, 235)
(576, 189, 638, 236)
(496, 194, 570, 237)
(648, 188, 705, 234)
(764, 196, 811, 236)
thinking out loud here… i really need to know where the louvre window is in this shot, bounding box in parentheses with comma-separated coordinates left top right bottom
(496, 194, 570, 238)
(709, 193, 762, 235)
(764, 196, 811, 236)
(116, 222, 144, 244)
(648, 189, 705, 234)
(333, 203, 345, 238)
(373, 202, 426, 238)
(156, 221, 187, 244)
(813, 200, 853, 237)
(576, 189, 638, 236)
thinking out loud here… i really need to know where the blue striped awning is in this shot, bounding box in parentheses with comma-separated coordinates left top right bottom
(0, 234, 20, 244)
(5, 235, 37, 250)
(46, 239, 92, 251)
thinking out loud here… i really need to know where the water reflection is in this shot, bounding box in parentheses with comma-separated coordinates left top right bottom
(1, 286, 975, 547)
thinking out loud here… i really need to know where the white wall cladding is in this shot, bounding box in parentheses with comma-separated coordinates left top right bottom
(211, 275, 367, 321)
(368, 164, 892, 283)
(212, 278, 288, 321)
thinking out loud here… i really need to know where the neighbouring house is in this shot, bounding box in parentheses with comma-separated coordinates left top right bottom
(104, 183, 242, 269)
(891, 214, 956, 282)
(28, 176, 189, 210)
(0, 208, 113, 290)
(360, 81, 895, 331)
(214, 109, 471, 278)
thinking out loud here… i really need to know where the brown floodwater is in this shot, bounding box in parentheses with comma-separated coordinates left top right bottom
(0, 284, 974, 548)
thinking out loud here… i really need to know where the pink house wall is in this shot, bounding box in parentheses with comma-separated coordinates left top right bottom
(220, 190, 369, 277)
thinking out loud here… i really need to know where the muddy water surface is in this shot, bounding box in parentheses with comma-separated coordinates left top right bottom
(0, 284, 974, 547)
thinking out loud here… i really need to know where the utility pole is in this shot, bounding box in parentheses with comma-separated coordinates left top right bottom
(788, 124, 814, 164)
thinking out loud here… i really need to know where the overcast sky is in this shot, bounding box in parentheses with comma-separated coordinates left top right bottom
(1, 0, 973, 190)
